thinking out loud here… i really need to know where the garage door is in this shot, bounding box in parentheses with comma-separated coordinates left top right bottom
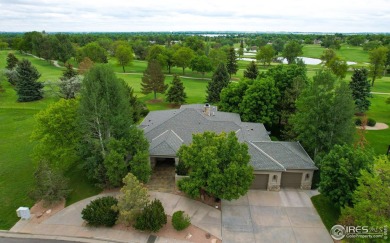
(281, 172, 302, 188)
(250, 174, 269, 190)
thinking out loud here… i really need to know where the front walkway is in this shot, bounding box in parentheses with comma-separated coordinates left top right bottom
(10, 191, 221, 243)
(221, 189, 332, 243)
(146, 160, 176, 193)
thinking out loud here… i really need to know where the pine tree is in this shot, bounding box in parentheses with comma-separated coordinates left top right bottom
(16, 59, 43, 102)
(141, 60, 167, 100)
(206, 63, 230, 103)
(6, 53, 19, 70)
(226, 47, 238, 79)
(166, 75, 187, 105)
(62, 63, 78, 79)
(243, 61, 259, 80)
(349, 68, 372, 113)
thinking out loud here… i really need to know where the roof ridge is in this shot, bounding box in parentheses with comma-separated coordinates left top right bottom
(295, 141, 315, 165)
(144, 108, 188, 135)
(170, 130, 184, 142)
(249, 141, 286, 171)
(277, 141, 312, 164)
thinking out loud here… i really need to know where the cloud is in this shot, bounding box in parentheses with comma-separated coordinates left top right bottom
(0, 0, 389, 32)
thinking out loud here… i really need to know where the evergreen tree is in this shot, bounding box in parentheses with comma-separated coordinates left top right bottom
(226, 47, 238, 79)
(122, 81, 149, 123)
(206, 63, 230, 103)
(243, 61, 259, 80)
(141, 60, 167, 100)
(349, 68, 372, 113)
(166, 75, 187, 105)
(6, 53, 19, 70)
(16, 59, 43, 102)
(62, 63, 78, 79)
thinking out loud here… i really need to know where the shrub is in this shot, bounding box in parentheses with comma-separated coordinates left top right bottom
(175, 162, 189, 176)
(81, 196, 118, 227)
(134, 199, 167, 232)
(355, 118, 362, 126)
(367, 118, 376, 127)
(172, 211, 191, 231)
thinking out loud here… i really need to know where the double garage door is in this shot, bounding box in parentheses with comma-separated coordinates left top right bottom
(250, 172, 303, 190)
(280, 172, 302, 188)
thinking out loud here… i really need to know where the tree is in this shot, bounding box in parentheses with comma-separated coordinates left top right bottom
(272, 38, 285, 55)
(240, 77, 278, 126)
(81, 196, 118, 227)
(78, 57, 94, 75)
(58, 64, 81, 99)
(166, 75, 187, 105)
(173, 47, 195, 74)
(340, 156, 390, 227)
(79, 65, 150, 186)
(328, 57, 348, 79)
(80, 42, 108, 63)
(349, 68, 372, 113)
(206, 63, 230, 103)
(319, 145, 373, 207)
(116, 44, 134, 72)
(6, 53, 19, 70)
(122, 82, 149, 123)
(29, 161, 71, 206)
(256, 45, 275, 66)
(190, 55, 213, 77)
(369, 46, 388, 86)
(15, 59, 43, 102)
(282, 40, 303, 64)
(320, 49, 337, 65)
(219, 80, 251, 114)
(290, 69, 355, 159)
(226, 47, 238, 78)
(32, 99, 81, 172)
(209, 48, 227, 70)
(177, 132, 254, 200)
(56, 34, 74, 64)
(113, 173, 150, 226)
(141, 60, 167, 100)
(238, 40, 244, 59)
(243, 61, 259, 80)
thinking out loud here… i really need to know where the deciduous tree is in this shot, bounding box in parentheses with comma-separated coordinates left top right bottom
(173, 47, 195, 75)
(219, 80, 251, 114)
(177, 132, 253, 200)
(282, 40, 303, 64)
(256, 45, 275, 66)
(190, 55, 213, 77)
(369, 46, 388, 86)
(116, 44, 134, 72)
(78, 57, 94, 75)
(319, 145, 373, 207)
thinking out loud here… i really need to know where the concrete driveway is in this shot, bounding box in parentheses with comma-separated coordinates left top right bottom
(221, 189, 333, 243)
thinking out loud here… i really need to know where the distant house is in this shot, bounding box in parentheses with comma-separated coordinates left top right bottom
(140, 104, 317, 191)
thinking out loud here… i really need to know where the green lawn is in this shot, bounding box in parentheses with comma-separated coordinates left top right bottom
(302, 44, 369, 64)
(311, 194, 341, 231)
(0, 51, 100, 229)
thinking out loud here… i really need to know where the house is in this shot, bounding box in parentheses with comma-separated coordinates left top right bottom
(140, 104, 317, 191)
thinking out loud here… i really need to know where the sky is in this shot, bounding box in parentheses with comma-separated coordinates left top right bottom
(1, 0, 389, 33)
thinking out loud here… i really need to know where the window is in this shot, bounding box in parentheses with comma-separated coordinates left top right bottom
(272, 175, 277, 182)
(305, 173, 310, 181)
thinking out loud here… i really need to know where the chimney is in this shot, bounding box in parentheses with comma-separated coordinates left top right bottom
(204, 103, 211, 116)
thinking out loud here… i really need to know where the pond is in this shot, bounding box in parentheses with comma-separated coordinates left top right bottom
(239, 56, 357, 65)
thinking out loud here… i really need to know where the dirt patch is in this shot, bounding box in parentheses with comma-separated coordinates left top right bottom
(29, 199, 65, 223)
(357, 122, 388, 130)
(168, 103, 181, 109)
(113, 216, 221, 242)
(147, 99, 164, 104)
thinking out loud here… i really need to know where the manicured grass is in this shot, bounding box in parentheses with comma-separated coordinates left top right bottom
(0, 51, 99, 229)
(365, 94, 390, 155)
(302, 44, 369, 64)
(311, 194, 340, 231)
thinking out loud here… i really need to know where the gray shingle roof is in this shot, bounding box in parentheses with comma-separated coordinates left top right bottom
(250, 141, 317, 170)
(140, 104, 316, 171)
